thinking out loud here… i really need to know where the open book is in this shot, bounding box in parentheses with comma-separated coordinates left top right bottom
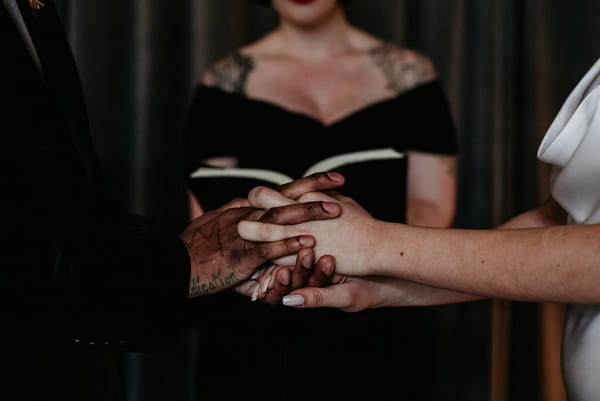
(187, 148, 408, 222)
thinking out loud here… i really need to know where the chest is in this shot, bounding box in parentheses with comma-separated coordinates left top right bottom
(246, 55, 392, 126)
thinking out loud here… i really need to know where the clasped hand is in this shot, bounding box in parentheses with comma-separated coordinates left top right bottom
(238, 173, 474, 311)
(180, 172, 345, 305)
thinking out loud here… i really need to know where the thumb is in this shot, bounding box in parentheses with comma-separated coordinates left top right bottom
(282, 286, 350, 309)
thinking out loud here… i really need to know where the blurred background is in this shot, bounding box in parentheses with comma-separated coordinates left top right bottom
(50, 0, 600, 400)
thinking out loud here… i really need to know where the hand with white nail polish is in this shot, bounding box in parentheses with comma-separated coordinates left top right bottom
(233, 248, 341, 306)
(283, 275, 477, 311)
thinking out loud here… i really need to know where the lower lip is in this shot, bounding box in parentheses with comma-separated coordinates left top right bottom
(290, 0, 316, 5)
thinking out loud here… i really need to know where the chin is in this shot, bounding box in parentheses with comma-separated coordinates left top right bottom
(273, 0, 341, 27)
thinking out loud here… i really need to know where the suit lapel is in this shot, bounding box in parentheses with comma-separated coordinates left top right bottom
(1, 0, 44, 76)
(4, 0, 102, 184)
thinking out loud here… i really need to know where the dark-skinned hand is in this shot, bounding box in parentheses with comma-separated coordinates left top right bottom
(180, 172, 345, 299)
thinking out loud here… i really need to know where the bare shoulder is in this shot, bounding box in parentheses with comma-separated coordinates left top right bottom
(369, 42, 437, 94)
(201, 51, 256, 95)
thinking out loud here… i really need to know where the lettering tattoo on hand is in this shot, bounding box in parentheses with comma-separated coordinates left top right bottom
(189, 269, 238, 297)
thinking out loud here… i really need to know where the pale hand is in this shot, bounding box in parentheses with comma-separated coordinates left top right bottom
(239, 190, 381, 277)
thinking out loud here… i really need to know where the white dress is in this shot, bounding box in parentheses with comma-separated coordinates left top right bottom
(537, 57, 600, 401)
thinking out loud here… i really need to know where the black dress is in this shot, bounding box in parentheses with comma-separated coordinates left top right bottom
(183, 80, 457, 401)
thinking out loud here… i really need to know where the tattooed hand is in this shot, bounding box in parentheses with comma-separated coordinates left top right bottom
(180, 198, 341, 298)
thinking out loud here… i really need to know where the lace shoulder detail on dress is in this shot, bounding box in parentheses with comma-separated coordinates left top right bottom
(369, 42, 437, 94)
(205, 52, 255, 96)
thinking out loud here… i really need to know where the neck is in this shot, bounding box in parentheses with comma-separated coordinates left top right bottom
(275, 7, 353, 59)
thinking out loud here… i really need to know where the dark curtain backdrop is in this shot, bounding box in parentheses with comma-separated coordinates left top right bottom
(50, 1, 600, 400)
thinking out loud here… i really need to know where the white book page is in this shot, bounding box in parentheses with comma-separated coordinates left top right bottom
(189, 148, 405, 185)
(190, 167, 293, 186)
(304, 148, 405, 176)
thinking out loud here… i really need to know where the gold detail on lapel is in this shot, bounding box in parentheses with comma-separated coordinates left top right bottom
(28, 0, 45, 11)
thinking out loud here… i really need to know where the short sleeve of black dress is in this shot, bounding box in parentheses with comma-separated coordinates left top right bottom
(398, 80, 458, 154)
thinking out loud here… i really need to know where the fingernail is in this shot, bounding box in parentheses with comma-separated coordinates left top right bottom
(251, 283, 259, 302)
(299, 236, 315, 247)
(323, 260, 333, 276)
(322, 202, 339, 214)
(283, 295, 304, 307)
(327, 172, 343, 182)
(262, 274, 272, 293)
(302, 254, 313, 269)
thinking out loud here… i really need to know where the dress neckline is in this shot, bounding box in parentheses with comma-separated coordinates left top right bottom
(198, 82, 434, 128)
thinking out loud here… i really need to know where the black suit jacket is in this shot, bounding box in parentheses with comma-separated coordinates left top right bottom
(0, 1, 190, 397)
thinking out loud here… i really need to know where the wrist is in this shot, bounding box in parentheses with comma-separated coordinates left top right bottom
(367, 220, 396, 276)
(372, 222, 413, 278)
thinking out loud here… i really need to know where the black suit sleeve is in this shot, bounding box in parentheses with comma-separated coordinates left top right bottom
(0, 1, 191, 352)
(4, 116, 191, 351)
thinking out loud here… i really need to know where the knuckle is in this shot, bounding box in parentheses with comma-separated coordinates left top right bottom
(249, 186, 270, 203)
(312, 172, 331, 187)
(276, 183, 289, 195)
(248, 209, 266, 222)
(259, 223, 272, 240)
(285, 237, 297, 252)
(253, 244, 270, 258)
(280, 185, 298, 199)
(305, 203, 321, 219)
(311, 289, 324, 307)
(307, 172, 322, 182)
(261, 208, 279, 223)
(298, 192, 321, 203)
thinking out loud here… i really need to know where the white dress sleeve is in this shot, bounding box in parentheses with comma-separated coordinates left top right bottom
(537, 58, 600, 224)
